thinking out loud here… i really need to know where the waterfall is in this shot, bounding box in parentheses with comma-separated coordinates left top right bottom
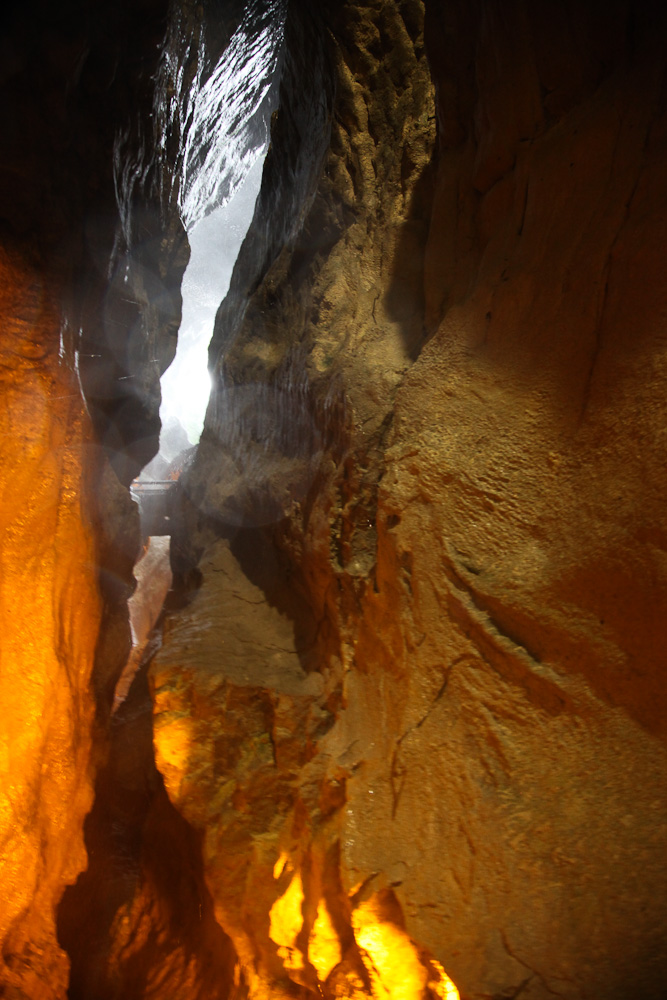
(153, 0, 287, 465)
(159, 158, 266, 452)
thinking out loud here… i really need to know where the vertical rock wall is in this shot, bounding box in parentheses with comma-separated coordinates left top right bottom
(156, 1, 667, 998)
(0, 2, 185, 995)
(0, 245, 100, 998)
(156, 0, 462, 995)
(2, 0, 665, 997)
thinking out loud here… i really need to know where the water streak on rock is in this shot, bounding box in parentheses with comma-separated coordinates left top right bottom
(157, 0, 287, 232)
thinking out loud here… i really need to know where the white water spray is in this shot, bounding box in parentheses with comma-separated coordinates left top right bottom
(155, 1, 286, 465)
(159, 157, 265, 449)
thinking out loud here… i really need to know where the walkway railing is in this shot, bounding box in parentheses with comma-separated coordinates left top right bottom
(129, 480, 177, 536)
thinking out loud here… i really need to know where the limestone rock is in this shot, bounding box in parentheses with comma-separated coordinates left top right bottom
(58, 658, 240, 1000)
(151, 530, 458, 998)
(156, 0, 463, 995)
(156, 1, 667, 998)
(114, 536, 173, 709)
(151, 532, 326, 993)
(0, 244, 100, 997)
(0, 1, 187, 994)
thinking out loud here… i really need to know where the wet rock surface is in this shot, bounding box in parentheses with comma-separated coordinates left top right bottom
(156, 0, 667, 997)
(58, 658, 240, 1000)
(2, 0, 667, 997)
(0, 243, 101, 999)
(0, 1, 185, 995)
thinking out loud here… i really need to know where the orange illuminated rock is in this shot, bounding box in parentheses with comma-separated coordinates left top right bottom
(114, 536, 172, 709)
(0, 243, 101, 996)
(150, 527, 461, 996)
(149, 5, 467, 995)
(155, 1, 667, 998)
(150, 532, 328, 993)
(57, 656, 241, 1000)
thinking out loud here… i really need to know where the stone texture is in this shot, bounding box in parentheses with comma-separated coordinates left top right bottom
(151, 532, 327, 995)
(3, 0, 666, 996)
(156, 1, 667, 998)
(0, 244, 100, 998)
(0, 2, 186, 995)
(151, 530, 458, 998)
(114, 536, 173, 709)
(58, 656, 241, 1000)
(156, 0, 463, 995)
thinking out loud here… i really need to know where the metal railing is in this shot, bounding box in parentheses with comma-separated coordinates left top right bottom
(130, 480, 177, 536)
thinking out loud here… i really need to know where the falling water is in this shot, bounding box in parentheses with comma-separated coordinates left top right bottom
(159, 158, 266, 450)
(115, 0, 333, 530)
(114, 1, 288, 705)
(169, 2, 287, 232)
(154, 0, 287, 462)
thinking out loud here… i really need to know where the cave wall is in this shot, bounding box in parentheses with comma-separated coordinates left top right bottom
(2, 0, 667, 997)
(0, 1, 185, 995)
(0, 243, 101, 998)
(155, 0, 667, 998)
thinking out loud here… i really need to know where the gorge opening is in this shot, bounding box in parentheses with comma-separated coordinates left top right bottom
(2, 1, 667, 999)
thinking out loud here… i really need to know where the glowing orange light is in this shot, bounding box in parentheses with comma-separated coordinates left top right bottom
(429, 960, 460, 999)
(273, 851, 291, 880)
(269, 872, 305, 971)
(352, 897, 460, 1000)
(308, 899, 342, 982)
(0, 245, 101, 971)
(153, 716, 193, 800)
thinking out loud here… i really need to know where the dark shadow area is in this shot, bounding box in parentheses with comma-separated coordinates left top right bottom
(383, 153, 437, 361)
(228, 523, 321, 672)
(207, 1, 335, 388)
(77, 202, 190, 487)
(57, 649, 241, 999)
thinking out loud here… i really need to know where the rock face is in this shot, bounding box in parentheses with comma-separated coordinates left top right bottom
(0, 244, 101, 998)
(0, 1, 183, 995)
(3, 0, 667, 997)
(155, 0, 667, 998)
(58, 654, 240, 1000)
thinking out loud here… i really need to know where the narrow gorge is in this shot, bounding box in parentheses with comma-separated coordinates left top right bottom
(1, 1, 666, 999)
